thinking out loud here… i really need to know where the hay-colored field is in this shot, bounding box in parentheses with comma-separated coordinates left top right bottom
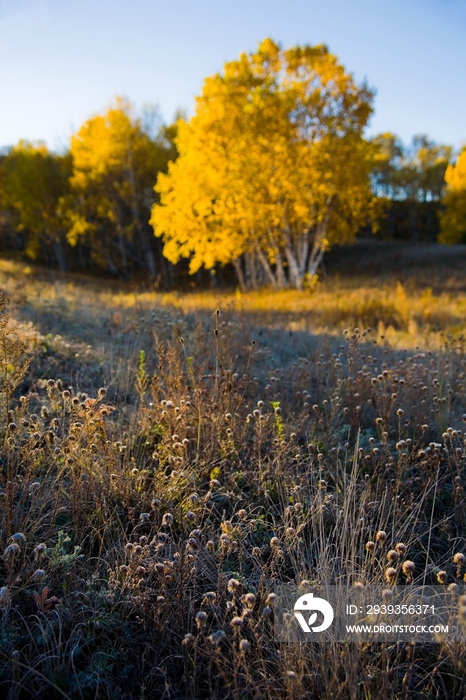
(0, 241, 466, 699)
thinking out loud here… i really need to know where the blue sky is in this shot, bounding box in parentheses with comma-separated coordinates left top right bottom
(1, 0, 465, 152)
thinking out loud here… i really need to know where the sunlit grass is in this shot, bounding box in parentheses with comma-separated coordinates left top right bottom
(2, 250, 466, 355)
(0, 245, 466, 698)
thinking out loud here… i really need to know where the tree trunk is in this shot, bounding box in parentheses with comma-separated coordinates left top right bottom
(117, 224, 128, 276)
(232, 257, 247, 292)
(245, 251, 259, 289)
(272, 245, 287, 289)
(138, 225, 157, 277)
(297, 230, 309, 278)
(284, 238, 303, 290)
(307, 241, 326, 278)
(127, 143, 157, 277)
(103, 248, 119, 275)
(53, 240, 67, 271)
(307, 197, 333, 279)
(255, 246, 278, 289)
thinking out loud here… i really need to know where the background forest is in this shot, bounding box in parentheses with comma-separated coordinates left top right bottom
(0, 40, 465, 290)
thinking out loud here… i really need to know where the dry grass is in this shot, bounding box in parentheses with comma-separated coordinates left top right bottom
(0, 241, 465, 698)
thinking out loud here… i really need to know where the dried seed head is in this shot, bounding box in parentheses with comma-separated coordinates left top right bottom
(387, 550, 399, 562)
(34, 543, 47, 559)
(459, 605, 466, 623)
(228, 578, 240, 593)
(195, 611, 207, 627)
(162, 513, 174, 526)
(239, 639, 250, 652)
(244, 593, 256, 607)
(437, 570, 448, 584)
(402, 560, 415, 576)
(376, 531, 387, 544)
(30, 567, 45, 582)
(385, 567, 397, 584)
(4, 543, 20, 558)
(453, 553, 466, 566)
(10, 533, 26, 545)
(203, 591, 217, 604)
(208, 629, 226, 646)
(0, 587, 11, 608)
(395, 543, 407, 556)
(382, 588, 394, 602)
(230, 616, 243, 628)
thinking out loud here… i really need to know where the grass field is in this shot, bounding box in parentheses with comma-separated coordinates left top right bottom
(1, 240, 466, 699)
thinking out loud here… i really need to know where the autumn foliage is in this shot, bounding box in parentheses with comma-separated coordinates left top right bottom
(151, 39, 377, 290)
(0, 38, 462, 286)
(439, 148, 466, 244)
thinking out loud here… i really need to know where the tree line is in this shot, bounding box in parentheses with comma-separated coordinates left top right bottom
(1, 39, 465, 290)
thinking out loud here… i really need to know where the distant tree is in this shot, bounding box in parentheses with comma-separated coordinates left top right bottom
(438, 148, 466, 244)
(151, 39, 377, 290)
(0, 141, 71, 268)
(68, 97, 176, 278)
(371, 134, 452, 241)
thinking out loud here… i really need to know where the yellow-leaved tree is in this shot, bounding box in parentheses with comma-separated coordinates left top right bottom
(151, 39, 377, 290)
(1, 141, 71, 268)
(439, 148, 466, 244)
(69, 98, 176, 277)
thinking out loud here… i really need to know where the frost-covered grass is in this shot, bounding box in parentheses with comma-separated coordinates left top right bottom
(0, 242, 465, 698)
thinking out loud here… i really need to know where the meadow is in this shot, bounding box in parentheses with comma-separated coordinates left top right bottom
(1, 240, 466, 699)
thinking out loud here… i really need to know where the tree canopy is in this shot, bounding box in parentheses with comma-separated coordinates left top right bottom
(68, 97, 176, 277)
(371, 133, 452, 241)
(0, 141, 71, 268)
(151, 38, 377, 289)
(439, 148, 466, 244)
